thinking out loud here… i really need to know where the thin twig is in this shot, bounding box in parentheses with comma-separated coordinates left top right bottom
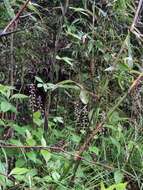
(0, 143, 113, 171)
(0, 144, 64, 150)
(130, 0, 143, 32)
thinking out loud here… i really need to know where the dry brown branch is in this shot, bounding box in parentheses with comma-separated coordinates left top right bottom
(130, 0, 143, 32)
(2, 0, 31, 34)
(0, 142, 114, 171)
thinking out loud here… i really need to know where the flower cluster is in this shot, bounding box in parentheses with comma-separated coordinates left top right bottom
(74, 100, 89, 132)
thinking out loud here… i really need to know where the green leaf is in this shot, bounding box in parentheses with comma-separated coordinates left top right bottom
(126, 34, 133, 69)
(26, 138, 36, 146)
(41, 137, 47, 147)
(35, 76, 44, 83)
(79, 90, 89, 104)
(43, 175, 53, 182)
(43, 84, 48, 92)
(37, 83, 43, 88)
(114, 170, 124, 184)
(33, 111, 41, 119)
(16, 159, 26, 167)
(9, 167, 29, 176)
(105, 66, 116, 72)
(33, 111, 43, 126)
(0, 101, 12, 112)
(41, 150, 51, 163)
(11, 124, 27, 135)
(10, 105, 17, 113)
(115, 182, 127, 190)
(26, 169, 37, 177)
(100, 182, 106, 190)
(51, 171, 60, 181)
(11, 94, 28, 99)
(66, 31, 81, 40)
(71, 134, 81, 143)
(89, 146, 99, 155)
(104, 182, 127, 190)
(0, 119, 5, 126)
(56, 55, 73, 66)
(26, 130, 32, 139)
(109, 111, 120, 124)
(28, 3, 41, 19)
(3, 0, 15, 19)
(46, 83, 57, 91)
(0, 161, 6, 186)
(53, 117, 63, 123)
(58, 84, 79, 90)
(0, 84, 14, 98)
(110, 137, 121, 156)
(57, 80, 75, 85)
(26, 152, 37, 163)
(10, 139, 23, 146)
(69, 7, 89, 16)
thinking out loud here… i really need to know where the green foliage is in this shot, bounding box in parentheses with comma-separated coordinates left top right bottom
(101, 181, 127, 190)
(0, 0, 143, 189)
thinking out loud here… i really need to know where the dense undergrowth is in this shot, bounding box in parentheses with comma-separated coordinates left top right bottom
(0, 0, 143, 189)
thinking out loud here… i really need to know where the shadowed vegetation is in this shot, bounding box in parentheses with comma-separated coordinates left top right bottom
(0, 0, 143, 189)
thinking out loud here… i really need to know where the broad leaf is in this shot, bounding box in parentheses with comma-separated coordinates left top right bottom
(89, 146, 99, 155)
(26, 138, 36, 146)
(114, 170, 124, 184)
(26, 152, 37, 163)
(11, 94, 28, 99)
(51, 171, 60, 181)
(35, 76, 43, 83)
(9, 167, 29, 176)
(1, 101, 12, 112)
(41, 150, 51, 163)
(79, 89, 89, 104)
